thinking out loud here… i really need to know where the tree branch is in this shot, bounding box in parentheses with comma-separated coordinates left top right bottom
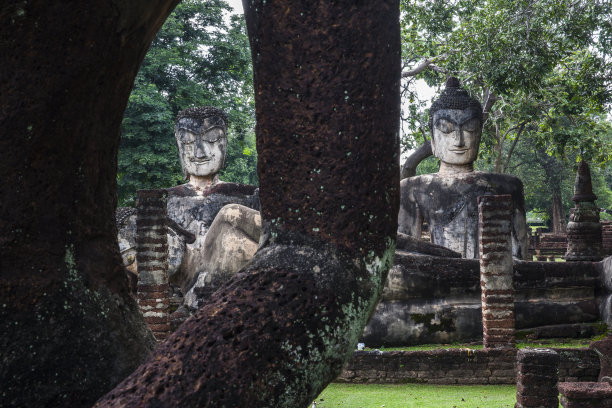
(502, 122, 526, 173)
(401, 53, 453, 77)
(482, 87, 498, 123)
(400, 140, 433, 179)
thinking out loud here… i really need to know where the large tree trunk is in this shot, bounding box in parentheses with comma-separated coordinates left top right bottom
(0, 1, 179, 407)
(536, 149, 567, 234)
(96, 1, 400, 406)
(551, 187, 567, 234)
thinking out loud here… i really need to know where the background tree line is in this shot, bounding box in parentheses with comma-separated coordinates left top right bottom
(400, 0, 612, 232)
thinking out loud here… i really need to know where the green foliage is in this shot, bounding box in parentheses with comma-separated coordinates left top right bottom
(118, 0, 256, 206)
(400, 0, 612, 225)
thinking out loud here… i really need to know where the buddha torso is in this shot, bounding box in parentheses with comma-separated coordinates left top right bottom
(399, 172, 527, 259)
(166, 182, 259, 290)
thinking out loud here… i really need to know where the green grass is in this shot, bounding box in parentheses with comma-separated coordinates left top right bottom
(364, 336, 599, 352)
(315, 383, 517, 408)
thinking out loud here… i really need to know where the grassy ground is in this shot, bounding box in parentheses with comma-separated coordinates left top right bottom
(364, 335, 602, 352)
(315, 383, 517, 408)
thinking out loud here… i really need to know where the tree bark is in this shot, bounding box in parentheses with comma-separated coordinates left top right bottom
(96, 1, 400, 407)
(551, 187, 567, 234)
(536, 149, 567, 234)
(0, 1, 178, 406)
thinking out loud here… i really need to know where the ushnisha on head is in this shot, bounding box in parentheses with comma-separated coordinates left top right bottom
(429, 77, 483, 175)
(175, 107, 228, 187)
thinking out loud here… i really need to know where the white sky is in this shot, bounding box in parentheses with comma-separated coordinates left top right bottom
(226, 0, 244, 15)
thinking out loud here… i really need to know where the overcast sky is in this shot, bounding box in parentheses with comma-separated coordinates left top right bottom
(226, 0, 244, 15)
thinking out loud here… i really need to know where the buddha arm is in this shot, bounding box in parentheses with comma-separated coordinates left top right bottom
(512, 208, 529, 260)
(398, 195, 423, 238)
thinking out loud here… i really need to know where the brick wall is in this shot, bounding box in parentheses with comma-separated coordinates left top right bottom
(336, 348, 599, 385)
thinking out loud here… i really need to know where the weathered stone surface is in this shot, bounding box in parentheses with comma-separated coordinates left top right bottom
(399, 173, 528, 259)
(590, 335, 612, 380)
(116, 207, 138, 275)
(396, 231, 461, 258)
(338, 348, 597, 385)
(399, 78, 528, 260)
(559, 381, 612, 408)
(184, 203, 261, 309)
(166, 182, 259, 292)
(566, 161, 603, 261)
(362, 254, 601, 346)
(515, 349, 560, 408)
(136, 189, 170, 340)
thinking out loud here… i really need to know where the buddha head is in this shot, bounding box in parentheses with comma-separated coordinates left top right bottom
(429, 77, 483, 173)
(175, 106, 228, 180)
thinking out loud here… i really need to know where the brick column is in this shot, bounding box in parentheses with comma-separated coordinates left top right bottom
(136, 189, 170, 340)
(516, 349, 560, 408)
(479, 194, 515, 349)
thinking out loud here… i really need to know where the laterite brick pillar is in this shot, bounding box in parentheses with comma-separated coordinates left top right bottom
(479, 194, 515, 349)
(516, 349, 560, 408)
(136, 189, 170, 340)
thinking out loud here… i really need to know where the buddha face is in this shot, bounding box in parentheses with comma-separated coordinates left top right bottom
(176, 116, 227, 178)
(431, 107, 482, 166)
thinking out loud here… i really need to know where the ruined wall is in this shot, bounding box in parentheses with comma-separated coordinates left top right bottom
(362, 253, 603, 346)
(337, 348, 599, 385)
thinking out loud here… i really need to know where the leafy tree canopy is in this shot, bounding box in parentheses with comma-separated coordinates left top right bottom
(118, 0, 256, 206)
(402, 0, 612, 228)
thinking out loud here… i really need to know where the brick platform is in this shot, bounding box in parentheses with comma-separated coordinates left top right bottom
(336, 348, 598, 385)
(559, 381, 612, 408)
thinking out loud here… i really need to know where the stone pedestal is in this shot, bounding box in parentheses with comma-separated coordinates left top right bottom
(136, 189, 170, 340)
(516, 349, 560, 408)
(479, 194, 515, 349)
(565, 202, 602, 261)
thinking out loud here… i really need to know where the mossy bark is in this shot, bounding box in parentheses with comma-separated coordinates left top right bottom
(96, 0, 400, 406)
(0, 1, 179, 406)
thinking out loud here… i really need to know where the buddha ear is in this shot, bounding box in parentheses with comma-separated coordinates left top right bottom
(430, 135, 437, 156)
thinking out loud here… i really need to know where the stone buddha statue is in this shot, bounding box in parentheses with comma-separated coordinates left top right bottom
(165, 107, 260, 294)
(398, 78, 528, 259)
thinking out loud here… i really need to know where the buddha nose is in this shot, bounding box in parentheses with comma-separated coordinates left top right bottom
(194, 139, 210, 159)
(454, 128, 465, 147)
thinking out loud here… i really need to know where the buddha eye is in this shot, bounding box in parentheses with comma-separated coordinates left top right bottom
(201, 127, 225, 143)
(462, 118, 481, 132)
(180, 130, 196, 144)
(435, 119, 455, 134)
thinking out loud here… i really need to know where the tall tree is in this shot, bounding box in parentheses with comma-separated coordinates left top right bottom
(118, 0, 257, 206)
(400, 0, 611, 166)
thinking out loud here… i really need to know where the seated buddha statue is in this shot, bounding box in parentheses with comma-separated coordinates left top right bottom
(398, 77, 528, 259)
(165, 106, 260, 293)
